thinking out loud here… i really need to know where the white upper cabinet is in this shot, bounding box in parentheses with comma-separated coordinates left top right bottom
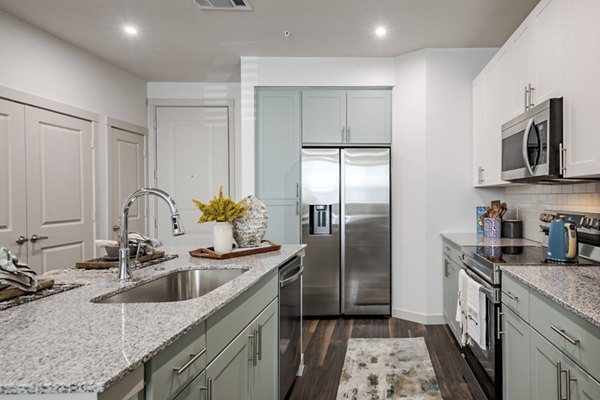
(532, 0, 565, 105)
(473, 62, 509, 187)
(472, 0, 570, 186)
(301, 89, 391, 145)
(562, 0, 600, 177)
(507, 0, 564, 119)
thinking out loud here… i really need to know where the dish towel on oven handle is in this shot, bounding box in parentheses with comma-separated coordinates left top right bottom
(457, 269, 470, 346)
(467, 276, 487, 350)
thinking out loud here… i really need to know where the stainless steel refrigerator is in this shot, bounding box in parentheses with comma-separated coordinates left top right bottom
(301, 148, 391, 316)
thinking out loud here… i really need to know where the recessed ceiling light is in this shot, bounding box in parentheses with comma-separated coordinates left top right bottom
(123, 26, 138, 36)
(375, 26, 387, 38)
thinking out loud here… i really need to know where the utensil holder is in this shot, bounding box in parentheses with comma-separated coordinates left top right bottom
(483, 218, 502, 238)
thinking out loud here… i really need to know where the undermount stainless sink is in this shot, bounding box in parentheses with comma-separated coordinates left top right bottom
(95, 269, 247, 304)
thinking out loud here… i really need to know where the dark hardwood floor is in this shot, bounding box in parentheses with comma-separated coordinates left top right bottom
(285, 318, 476, 400)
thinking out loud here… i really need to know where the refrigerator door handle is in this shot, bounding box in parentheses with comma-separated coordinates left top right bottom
(340, 151, 346, 314)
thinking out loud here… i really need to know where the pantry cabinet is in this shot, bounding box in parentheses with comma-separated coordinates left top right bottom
(256, 89, 301, 244)
(301, 89, 391, 145)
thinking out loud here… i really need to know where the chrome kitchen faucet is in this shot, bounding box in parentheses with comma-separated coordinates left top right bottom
(118, 188, 184, 282)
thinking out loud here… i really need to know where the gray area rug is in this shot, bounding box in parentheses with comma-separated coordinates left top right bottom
(336, 337, 442, 400)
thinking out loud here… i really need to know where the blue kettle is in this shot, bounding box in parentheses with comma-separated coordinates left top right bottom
(547, 220, 578, 263)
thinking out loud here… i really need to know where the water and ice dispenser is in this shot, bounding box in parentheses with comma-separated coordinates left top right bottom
(309, 205, 332, 235)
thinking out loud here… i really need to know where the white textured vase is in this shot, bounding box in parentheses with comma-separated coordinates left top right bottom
(233, 196, 269, 247)
(213, 222, 233, 254)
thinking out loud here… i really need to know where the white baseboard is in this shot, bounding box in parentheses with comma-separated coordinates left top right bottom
(392, 307, 446, 325)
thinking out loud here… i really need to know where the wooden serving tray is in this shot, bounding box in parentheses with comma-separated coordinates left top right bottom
(0, 279, 55, 302)
(189, 240, 281, 260)
(75, 251, 166, 269)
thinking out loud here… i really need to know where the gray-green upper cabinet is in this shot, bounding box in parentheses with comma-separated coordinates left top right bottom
(347, 90, 391, 144)
(301, 90, 346, 144)
(256, 89, 301, 200)
(301, 89, 391, 145)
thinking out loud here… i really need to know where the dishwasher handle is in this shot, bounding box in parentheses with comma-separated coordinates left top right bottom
(280, 264, 303, 287)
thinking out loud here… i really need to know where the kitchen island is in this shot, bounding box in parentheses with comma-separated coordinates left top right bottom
(0, 245, 305, 398)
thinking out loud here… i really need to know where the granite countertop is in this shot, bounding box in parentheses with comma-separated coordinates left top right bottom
(0, 244, 305, 395)
(441, 232, 540, 248)
(501, 265, 600, 329)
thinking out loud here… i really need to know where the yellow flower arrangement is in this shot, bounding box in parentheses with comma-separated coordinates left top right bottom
(193, 186, 249, 223)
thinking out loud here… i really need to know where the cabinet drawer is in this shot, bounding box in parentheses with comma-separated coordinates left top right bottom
(206, 270, 278, 363)
(442, 240, 463, 265)
(146, 322, 206, 400)
(530, 290, 600, 381)
(501, 273, 530, 320)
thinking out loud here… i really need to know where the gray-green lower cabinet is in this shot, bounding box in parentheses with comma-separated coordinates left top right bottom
(250, 300, 278, 400)
(442, 254, 460, 342)
(205, 299, 279, 400)
(205, 323, 253, 400)
(501, 306, 530, 400)
(530, 328, 600, 400)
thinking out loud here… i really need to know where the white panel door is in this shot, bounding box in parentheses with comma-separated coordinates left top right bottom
(156, 106, 230, 247)
(25, 107, 94, 273)
(110, 127, 146, 239)
(0, 99, 27, 261)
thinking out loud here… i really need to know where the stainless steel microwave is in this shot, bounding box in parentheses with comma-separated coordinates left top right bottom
(501, 98, 563, 182)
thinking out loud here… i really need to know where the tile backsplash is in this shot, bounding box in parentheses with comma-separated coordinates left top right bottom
(503, 182, 600, 243)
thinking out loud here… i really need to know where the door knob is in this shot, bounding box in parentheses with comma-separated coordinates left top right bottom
(16, 235, 29, 245)
(30, 234, 49, 243)
(113, 225, 120, 232)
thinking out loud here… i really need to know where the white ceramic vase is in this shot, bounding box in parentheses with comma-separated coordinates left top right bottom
(213, 222, 233, 254)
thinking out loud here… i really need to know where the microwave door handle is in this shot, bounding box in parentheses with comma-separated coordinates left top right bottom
(521, 118, 536, 176)
(533, 124, 543, 170)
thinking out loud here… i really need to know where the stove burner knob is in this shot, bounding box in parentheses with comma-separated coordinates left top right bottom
(592, 218, 600, 230)
(582, 217, 593, 228)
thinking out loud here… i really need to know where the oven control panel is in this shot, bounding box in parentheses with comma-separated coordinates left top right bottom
(539, 210, 600, 245)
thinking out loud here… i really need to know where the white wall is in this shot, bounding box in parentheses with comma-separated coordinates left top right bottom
(0, 10, 147, 126)
(0, 10, 148, 251)
(146, 82, 242, 197)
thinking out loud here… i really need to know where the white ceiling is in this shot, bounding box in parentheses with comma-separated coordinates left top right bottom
(0, 0, 539, 82)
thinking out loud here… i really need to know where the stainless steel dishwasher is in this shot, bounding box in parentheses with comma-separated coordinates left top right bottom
(279, 255, 303, 400)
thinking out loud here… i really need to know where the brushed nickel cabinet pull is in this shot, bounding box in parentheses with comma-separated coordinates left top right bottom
(256, 324, 263, 361)
(501, 289, 518, 301)
(551, 325, 580, 345)
(173, 348, 206, 375)
(199, 377, 213, 400)
(249, 329, 257, 366)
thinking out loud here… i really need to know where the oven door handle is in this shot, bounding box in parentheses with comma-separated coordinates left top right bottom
(522, 118, 536, 176)
(460, 264, 498, 302)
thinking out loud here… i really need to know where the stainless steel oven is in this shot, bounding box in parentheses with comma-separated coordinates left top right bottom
(501, 98, 563, 183)
(279, 256, 303, 400)
(460, 254, 502, 400)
